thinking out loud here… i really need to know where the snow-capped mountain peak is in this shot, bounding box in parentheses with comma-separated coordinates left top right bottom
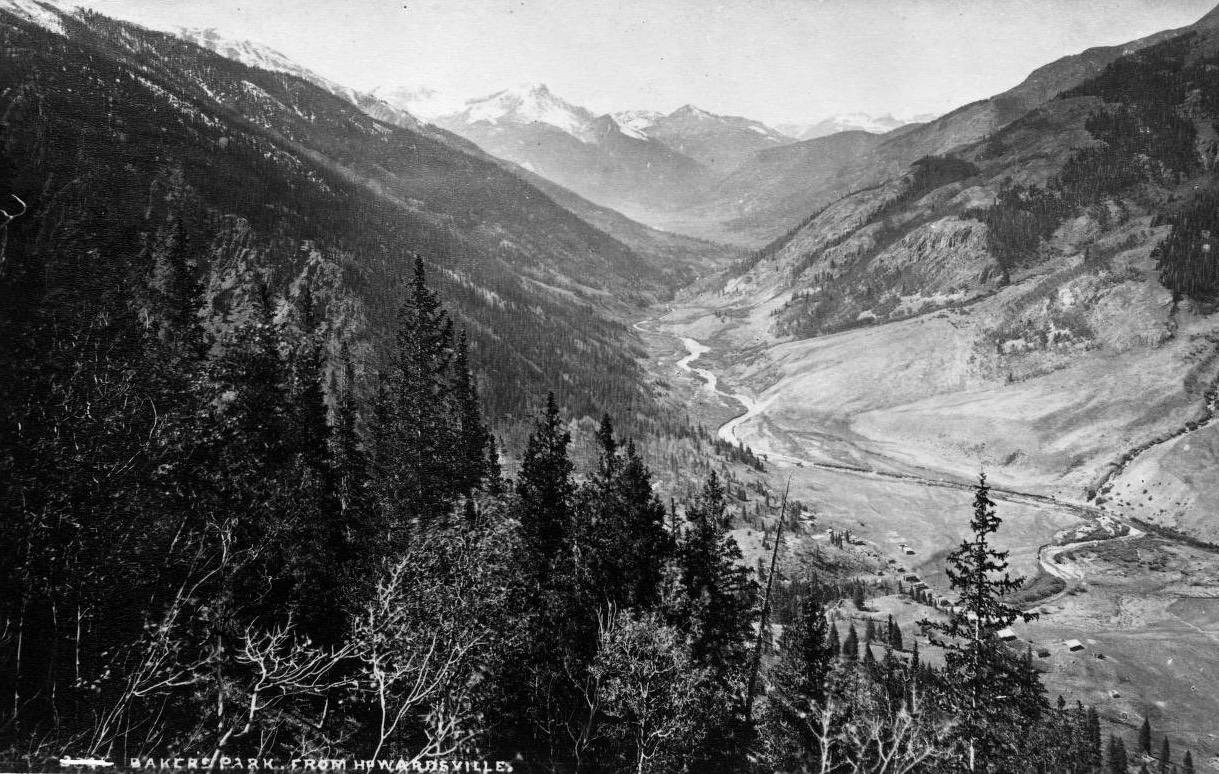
(671, 104, 716, 121)
(177, 28, 295, 73)
(174, 27, 361, 103)
(169, 28, 427, 132)
(369, 85, 465, 122)
(611, 109, 663, 140)
(777, 112, 938, 141)
(449, 83, 596, 141)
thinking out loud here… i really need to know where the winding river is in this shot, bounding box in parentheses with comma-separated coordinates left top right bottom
(659, 326, 1155, 599)
(670, 333, 1110, 516)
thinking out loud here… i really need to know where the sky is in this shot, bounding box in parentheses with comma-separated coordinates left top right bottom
(73, 0, 1219, 125)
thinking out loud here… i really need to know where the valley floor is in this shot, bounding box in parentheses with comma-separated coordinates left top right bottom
(636, 280, 1219, 761)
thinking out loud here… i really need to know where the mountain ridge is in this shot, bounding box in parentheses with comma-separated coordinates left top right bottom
(0, 0, 709, 429)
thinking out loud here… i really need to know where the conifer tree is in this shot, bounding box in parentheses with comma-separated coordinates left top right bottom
(369, 256, 468, 540)
(1183, 750, 1195, 774)
(843, 624, 859, 661)
(515, 392, 575, 580)
(147, 214, 208, 363)
(760, 595, 835, 772)
(278, 285, 347, 642)
(1140, 718, 1152, 754)
(1109, 735, 1128, 774)
(578, 419, 671, 609)
(677, 471, 755, 674)
(674, 472, 756, 773)
(1087, 706, 1104, 772)
(923, 472, 1043, 772)
(452, 330, 492, 496)
(332, 347, 372, 555)
(1159, 737, 1171, 774)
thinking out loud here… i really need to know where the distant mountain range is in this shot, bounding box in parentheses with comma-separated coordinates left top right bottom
(369, 83, 795, 221)
(68, 4, 1219, 254)
(114, 24, 954, 247)
(371, 84, 935, 232)
(776, 112, 938, 140)
(0, 0, 740, 428)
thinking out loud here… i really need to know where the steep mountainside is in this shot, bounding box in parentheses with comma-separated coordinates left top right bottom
(0, 2, 686, 426)
(150, 38, 737, 283)
(691, 25, 1219, 540)
(659, 27, 1219, 752)
(626, 104, 790, 174)
(427, 85, 714, 219)
(670, 9, 1219, 246)
(174, 26, 430, 134)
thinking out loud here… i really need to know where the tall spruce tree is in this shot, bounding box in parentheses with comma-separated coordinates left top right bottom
(369, 256, 469, 541)
(577, 415, 672, 609)
(675, 472, 757, 773)
(1109, 735, 1128, 774)
(843, 623, 860, 661)
(760, 595, 835, 772)
(452, 330, 493, 499)
(677, 471, 756, 673)
(332, 346, 373, 558)
(923, 472, 1043, 772)
(515, 392, 576, 580)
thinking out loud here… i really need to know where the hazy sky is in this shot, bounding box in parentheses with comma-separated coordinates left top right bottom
(75, 0, 1219, 125)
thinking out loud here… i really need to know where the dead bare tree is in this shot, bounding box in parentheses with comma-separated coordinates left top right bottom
(590, 608, 705, 774)
(771, 671, 953, 774)
(840, 705, 950, 774)
(85, 523, 351, 761)
(0, 193, 27, 272)
(209, 623, 353, 760)
(349, 554, 494, 761)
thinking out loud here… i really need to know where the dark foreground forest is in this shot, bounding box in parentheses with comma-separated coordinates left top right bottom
(0, 234, 1189, 773)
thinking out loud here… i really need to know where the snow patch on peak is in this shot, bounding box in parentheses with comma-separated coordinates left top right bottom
(453, 83, 596, 141)
(176, 28, 298, 72)
(672, 104, 715, 120)
(611, 109, 662, 140)
(0, 0, 71, 34)
(174, 27, 360, 103)
(371, 85, 464, 122)
(778, 112, 926, 140)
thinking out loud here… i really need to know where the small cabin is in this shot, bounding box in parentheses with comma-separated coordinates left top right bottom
(1037, 649, 1051, 658)
(904, 547, 916, 555)
(1064, 639, 1084, 652)
(997, 628, 1017, 641)
(904, 574, 920, 583)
